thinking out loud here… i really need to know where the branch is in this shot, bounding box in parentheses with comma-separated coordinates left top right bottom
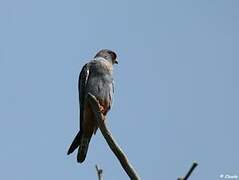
(178, 161, 198, 180)
(95, 165, 103, 180)
(87, 93, 140, 180)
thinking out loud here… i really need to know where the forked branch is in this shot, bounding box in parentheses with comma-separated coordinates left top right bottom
(88, 93, 197, 180)
(95, 165, 103, 180)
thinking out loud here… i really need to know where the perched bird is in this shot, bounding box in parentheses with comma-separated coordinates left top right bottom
(67, 49, 118, 163)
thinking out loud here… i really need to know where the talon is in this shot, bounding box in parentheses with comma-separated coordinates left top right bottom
(99, 105, 105, 114)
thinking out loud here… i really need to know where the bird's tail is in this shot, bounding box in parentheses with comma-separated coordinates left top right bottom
(67, 131, 82, 155)
(77, 136, 91, 163)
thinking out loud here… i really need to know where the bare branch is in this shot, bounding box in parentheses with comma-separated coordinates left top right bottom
(178, 161, 198, 180)
(95, 165, 103, 180)
(87, 93, 140, 180)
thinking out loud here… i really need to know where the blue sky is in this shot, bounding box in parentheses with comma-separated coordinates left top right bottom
(0, 0, 238, 179)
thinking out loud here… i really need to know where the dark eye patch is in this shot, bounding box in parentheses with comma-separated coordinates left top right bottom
(109, 51, 117, 60)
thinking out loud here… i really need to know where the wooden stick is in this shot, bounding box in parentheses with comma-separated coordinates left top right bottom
(87, 93, 140, 180)
(178, 161, 198, 180)
(95, 165, 103, 180)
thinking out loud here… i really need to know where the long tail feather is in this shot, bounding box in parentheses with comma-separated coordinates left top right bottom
(77, 137, 90, 163)
(67, 131, 81, 155)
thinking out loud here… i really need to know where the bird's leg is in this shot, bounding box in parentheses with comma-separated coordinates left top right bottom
(94, 98, 106, 121)
(99, 104, 104, 113)
(94, 98, 104, 114)
(98, 104, 107, 121)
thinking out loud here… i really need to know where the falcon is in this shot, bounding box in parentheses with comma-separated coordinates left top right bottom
(67, 49, 118, 163)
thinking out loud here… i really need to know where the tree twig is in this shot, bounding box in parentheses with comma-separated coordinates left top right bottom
(87, 93, 140, 180)
(178, 161, 198, 180)
(95, 165, 103, 180)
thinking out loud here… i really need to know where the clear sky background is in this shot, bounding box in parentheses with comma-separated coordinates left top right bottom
(0, 0, 238, 179)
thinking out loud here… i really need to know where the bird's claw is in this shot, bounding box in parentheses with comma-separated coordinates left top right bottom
(99, 105, 105, 114)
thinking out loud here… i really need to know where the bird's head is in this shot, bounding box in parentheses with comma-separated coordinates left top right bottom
(94, 49, 118, 65)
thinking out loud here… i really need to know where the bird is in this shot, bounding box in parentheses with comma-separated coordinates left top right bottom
(67, 49, 118, 163)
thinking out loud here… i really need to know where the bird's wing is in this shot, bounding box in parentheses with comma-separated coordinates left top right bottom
(78, 63, 90, 131)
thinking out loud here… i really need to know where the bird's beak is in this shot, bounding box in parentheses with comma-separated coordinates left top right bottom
(115, 59, 118, 64)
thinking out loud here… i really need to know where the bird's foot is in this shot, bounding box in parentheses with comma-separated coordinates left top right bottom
(99, 105, 105, 114)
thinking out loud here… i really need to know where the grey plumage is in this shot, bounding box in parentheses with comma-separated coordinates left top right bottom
(85, 59, 114, 110)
